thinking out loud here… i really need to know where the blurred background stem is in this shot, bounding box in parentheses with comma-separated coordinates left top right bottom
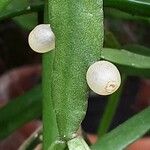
(98, 75, 126, 137)
(104, 0, 150, 17)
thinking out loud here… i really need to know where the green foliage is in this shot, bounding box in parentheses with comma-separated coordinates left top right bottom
(0, 0, 43, 21)
(68, 137, 90, 150)
(0, 91, 150, 150)
(14, 13, 38, 30)
(1, 0, 150, 22)
(1, 0, 150, 21)
(92, 107, 150, 150)
(98, 75, 126, 137)
(43, 0, 104, 148)
(102, 48, 150, 69)
(101, 48, 150, 77)
(105, 8, 150, 24)
(48, 141, 66, 150)
(0, 85, 42, 139)
(104, 0, 150, 17)
(0, 0, 150, 150)
(0, 0, 11, 12)
(124, 44, 150, 57)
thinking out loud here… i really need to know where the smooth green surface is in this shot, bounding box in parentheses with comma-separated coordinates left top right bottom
(102, 48, 150, 69)
(105, 8, 150, 24)
(0, 85, 42, 139)
(42, 1, 59, 150)
(68, 137, 90, 150)
(98, 75, 126, 137)
(14, 13, 38, 30)
(124, 44, 150, 57)
(101, 48, 150, 77)
(0, 0, 43, 21)
(104, 0, 150, 17)
(42, 50, 59, 150)
(0, 0, 11, 12)
(43, 0, 103, 149)
(48, 141, 66, 150)
(92, 107, 150, 150)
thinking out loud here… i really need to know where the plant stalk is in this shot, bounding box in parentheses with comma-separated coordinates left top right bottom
(42, 0, 59, 149)
(98, 75, 126, 137)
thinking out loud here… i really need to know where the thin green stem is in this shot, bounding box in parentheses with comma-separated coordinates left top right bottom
(98, 75, 126, 137)
(42, 0, 59, 150)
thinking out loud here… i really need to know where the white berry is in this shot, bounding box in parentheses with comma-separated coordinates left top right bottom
(86, 61, 121, 95)
(28, 24, 55, 53)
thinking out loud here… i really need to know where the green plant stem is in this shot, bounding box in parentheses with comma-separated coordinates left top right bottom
(67, 137, 90, 150)
(46, 0, 103, 141)
(42, 0, 59, 150)
(104, 0, 150, 17)
(43, 0, 103, 149)
(98, 75, 126, 137)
